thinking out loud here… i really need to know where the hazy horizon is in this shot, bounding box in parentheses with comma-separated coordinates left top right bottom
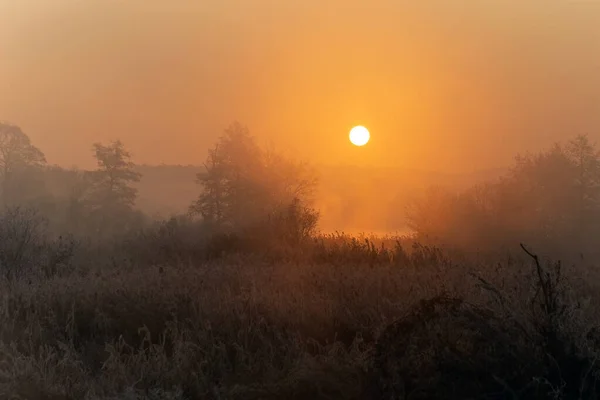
(2, 0, 599, 173)
(4, 3, 600, 396)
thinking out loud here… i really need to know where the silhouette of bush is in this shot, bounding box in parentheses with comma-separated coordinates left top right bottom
(0, 206, 76, 280)
(371, 244, 600, 400)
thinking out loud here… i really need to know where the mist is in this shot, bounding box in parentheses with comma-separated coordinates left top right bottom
(5, 2, 600, 398)
(2, 1, 599, 169)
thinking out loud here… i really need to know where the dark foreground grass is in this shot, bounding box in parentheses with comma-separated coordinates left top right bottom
(1, 238, 600, 399)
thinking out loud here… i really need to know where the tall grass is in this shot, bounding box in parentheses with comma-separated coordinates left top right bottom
(0, 224, 599, 399)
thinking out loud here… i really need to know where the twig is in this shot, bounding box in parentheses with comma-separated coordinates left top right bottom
(520, 243, 553, 316)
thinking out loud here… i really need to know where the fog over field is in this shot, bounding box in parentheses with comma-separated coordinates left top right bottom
(1, 1, 600, 399)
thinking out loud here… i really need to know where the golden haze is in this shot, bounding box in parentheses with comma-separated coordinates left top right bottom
(0, 0, 599, 173)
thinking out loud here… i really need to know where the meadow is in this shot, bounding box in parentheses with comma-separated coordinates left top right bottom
(1, 221, 599, 400)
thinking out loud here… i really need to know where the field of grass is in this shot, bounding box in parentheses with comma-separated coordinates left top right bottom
(1, 233, 600, 399)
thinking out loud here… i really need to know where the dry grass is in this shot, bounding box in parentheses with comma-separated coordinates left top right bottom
(0, 233, 599, 399)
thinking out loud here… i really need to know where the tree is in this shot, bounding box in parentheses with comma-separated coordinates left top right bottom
(191, 122, 318, 233)
(566, 135, 600, 213)
(0, 122, 46, 204)
(265, 197, 320, 244)
(41, 165, 93, 234)
(405, 185, 459, 241)
(405, 135, 600, 255)
(565, 135, 600, 245)
(190, 142, 228, 226)
(88, 140, 142, 211)
(507, 144, 578, 240)
(86, 140, 143, 237)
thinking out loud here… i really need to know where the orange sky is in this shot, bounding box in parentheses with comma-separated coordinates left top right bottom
(1, 0, 599, 172)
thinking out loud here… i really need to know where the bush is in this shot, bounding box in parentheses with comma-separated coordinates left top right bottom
(0, 206, 77, 280)
(372, 244, 600, 399)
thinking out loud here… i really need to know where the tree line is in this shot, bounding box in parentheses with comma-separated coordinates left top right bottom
(0, 121, 319, 242)
(3, 118, 599, 256)
(407, 134, 600, 257)
(0, 122, 144, 238)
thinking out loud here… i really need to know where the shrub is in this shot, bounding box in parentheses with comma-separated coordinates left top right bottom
(0, 206, 77, 280)
(372, 244, 600, 399)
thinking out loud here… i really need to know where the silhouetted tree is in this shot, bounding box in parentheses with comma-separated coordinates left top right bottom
(406, 135, 600, 255)
(191, 122, 318, 233)
(566, 136, 600, 208)
(41, 166, 93, 234)
(88, 140, 141, 210)
(507, 143, 578, 241)
(87, 140, 143, 236)
(405, 186, 459, 241)
(265, 197, 320, 244)
(565, 134, 600, 244)
(0, 122, 46, 205)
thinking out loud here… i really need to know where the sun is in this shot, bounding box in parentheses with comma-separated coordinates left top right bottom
(349, 126, 370, 146)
